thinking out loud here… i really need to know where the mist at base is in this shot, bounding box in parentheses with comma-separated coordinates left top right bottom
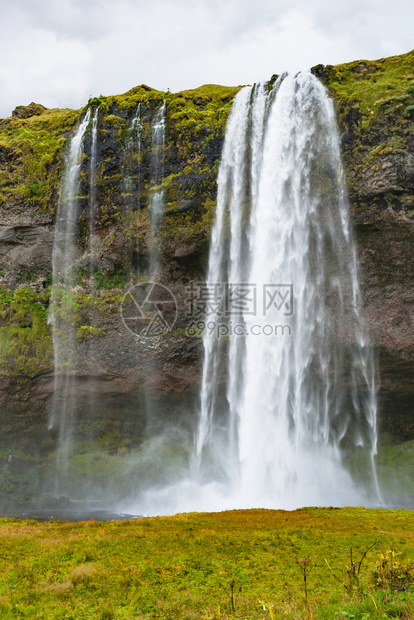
(119, 446, 374, 517)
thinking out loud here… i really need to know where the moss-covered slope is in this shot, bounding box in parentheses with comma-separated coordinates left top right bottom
(0, 84, 239, 221)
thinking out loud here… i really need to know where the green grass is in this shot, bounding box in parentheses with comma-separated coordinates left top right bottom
(0, 508, 413, 619)
(326, 49, 414, 121)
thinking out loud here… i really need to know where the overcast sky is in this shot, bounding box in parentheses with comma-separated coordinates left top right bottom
(0, 0, 413, 118)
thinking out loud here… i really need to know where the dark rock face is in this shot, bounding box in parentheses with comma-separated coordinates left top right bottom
(324, 55, 414, 440)
(0, 222, 53, 288)
(353, 153, 414, 196)
(310, 64, 328, 81)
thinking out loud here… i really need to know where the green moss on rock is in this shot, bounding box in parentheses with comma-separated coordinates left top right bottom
(0, 287, 52, 376)
(0, 107, 81, 214)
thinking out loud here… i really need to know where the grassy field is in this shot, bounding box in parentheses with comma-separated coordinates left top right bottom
(0, 508, 413, 619)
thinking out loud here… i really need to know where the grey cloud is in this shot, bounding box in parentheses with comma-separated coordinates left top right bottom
(12, 0, 114, 40)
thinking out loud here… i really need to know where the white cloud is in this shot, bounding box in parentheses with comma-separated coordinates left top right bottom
(0, 0, 413, 117)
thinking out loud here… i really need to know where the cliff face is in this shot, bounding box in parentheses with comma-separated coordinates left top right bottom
(0, 52, 413, 469)
(0, 84, 238, 476)
(317, 52, 414, 439)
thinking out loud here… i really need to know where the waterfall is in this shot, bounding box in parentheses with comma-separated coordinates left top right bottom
(121, 103, 143, 277)
(122, 103, 143, 213)
(148, 100, 166, 278)
(89, 106, 99, 274)
(48, 109, 91, 491)
(192, 72, 380, 509)
(195, 73, 378, 507)
(127, 72, 381, 516)
(44, 76, 381, 513)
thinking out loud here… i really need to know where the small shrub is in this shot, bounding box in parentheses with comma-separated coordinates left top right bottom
(373, 550, 414, 591)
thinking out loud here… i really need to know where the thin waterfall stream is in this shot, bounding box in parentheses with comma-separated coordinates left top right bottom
(122, 102, 143, 214)
(48, 109, 91, 492)
(88, 106, 99, 275)
(148, 100, 166, 279)
(122, 103, 143, 276)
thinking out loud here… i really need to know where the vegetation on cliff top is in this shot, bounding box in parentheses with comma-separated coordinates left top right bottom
(323, 49, 414, 172)
(0, 508, 413, 619)
(325, 49, 414, 121)
(1, 50, 413, 217)
(0, 50, 413, 227)
(0, 108, 80, 214)
(0, 83, 239, 216)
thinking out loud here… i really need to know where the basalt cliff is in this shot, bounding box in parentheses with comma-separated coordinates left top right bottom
(0, 51, 413, 500)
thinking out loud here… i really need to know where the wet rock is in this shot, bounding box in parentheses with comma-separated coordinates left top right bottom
(311, 64, 327, 81)
(0, 223, 53, 287)
(355, 154, 414, 197)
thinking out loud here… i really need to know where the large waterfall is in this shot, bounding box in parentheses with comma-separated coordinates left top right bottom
(134, 72, 380, 514)
(194, 72, 379, 508)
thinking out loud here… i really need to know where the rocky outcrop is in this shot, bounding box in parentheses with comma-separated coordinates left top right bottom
(12, 102, 47, 120)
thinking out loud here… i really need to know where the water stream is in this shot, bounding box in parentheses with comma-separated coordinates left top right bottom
(48, 109, 91, 492)
(194, 72, 380, 508)
(122, 102, 143, 214)
(88, 106, 99, 274)
(148, 100, 166, 279)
